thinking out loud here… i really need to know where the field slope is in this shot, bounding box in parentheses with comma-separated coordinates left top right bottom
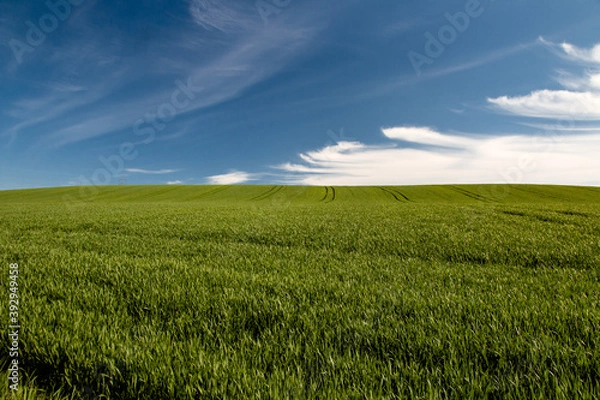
(1, 183, 600, 204)
(1, 184, 599, 399)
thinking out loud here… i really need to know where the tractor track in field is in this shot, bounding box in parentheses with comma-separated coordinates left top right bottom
(378, 187, 409, 202)
(388, 187, 410, 201)
(196, 185, 231, 198)
(379, 187, 400, 202)
(252, 185, 284, 201)
(320, 186, 329, 202)
(320, 186, 336, 202)
(508, 185, 566, 201)
(448, 186, 490, 202)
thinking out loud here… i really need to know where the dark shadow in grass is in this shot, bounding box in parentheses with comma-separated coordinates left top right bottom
(23, 355, 135, 400)
(501, 210, 568, 225)
(501, 210, 527, 217)
(556, 210, 590, 217)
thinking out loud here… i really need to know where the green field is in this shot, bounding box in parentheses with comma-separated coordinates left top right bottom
(1, 184, 600, 399)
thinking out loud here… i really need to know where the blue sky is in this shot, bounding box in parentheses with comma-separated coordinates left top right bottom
(1, 0, 600, 189)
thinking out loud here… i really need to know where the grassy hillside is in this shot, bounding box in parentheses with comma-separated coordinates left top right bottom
(1, 184, 600, 204)
(1, 185, 599, 399)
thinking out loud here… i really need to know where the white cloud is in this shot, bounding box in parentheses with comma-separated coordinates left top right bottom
(553, 69, 600, 91)
(488, 40, 600, 121)
(167, 180, 183, 185)
(274, 127, 600, 186)
(382, 126, 474, 148)
(213, 40, 600, 187)
(125, 168, 181, 174)
(559, 42, 600, 65)
(591, 73, 600, 89)
(488, 90, 600, 120)
(206, 171, 254, 184)
(538, 37, 600, 65)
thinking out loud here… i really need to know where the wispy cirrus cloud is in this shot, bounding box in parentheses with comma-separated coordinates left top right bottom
(381, 18, 425, 37)
(382, 126, 474, 148)
(188, 0, 257, 33)
(2, 1, 327, 149)
(125, 168, 181, 175)
(327, 41, 536, 109)
(520, 122, 600, 132)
